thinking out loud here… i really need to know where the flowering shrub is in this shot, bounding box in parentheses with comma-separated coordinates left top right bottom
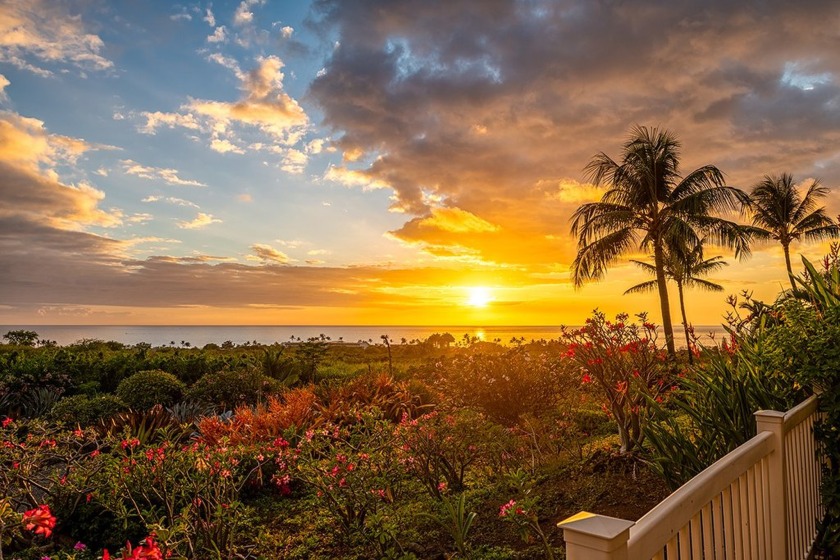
(498, 497, 555, 560)
(0, 419, 106, 519)
(562, 311, 670, 453)
(295, 412, 404, 534)
(394, 409, 510, 498)
(94, 435, 288, 558)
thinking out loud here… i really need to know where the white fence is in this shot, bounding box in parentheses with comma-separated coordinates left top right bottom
(560, 395, 823, 560)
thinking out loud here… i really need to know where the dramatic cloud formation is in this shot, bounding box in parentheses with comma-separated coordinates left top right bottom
(310, 0, 840, 271)
(3, 1, 840, 327)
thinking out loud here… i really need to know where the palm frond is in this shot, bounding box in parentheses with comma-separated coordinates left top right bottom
(624, 280, 658, 295)
(571, 227, 639, 286)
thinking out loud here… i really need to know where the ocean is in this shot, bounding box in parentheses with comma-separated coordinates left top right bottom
(1, 325, 730, 348)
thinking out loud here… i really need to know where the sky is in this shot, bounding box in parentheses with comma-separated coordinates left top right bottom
(1, 0, 840, 327)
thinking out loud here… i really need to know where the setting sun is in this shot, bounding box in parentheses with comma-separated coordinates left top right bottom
(466, 287, 493, 308)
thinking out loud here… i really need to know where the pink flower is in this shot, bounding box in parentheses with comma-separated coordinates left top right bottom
(2, 417, 13, 428)
(499, 499, 516, 517)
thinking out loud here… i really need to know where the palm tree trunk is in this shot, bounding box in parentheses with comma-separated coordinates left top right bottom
(653, 243, 676, 360)
(677, 281, 693, 365)
(783, 243, 796, 291)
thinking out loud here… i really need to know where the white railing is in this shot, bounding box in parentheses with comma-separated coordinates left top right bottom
(559, 395, 823, 560)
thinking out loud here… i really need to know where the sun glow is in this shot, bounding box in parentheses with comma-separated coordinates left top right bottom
(466, 286, 493, 308)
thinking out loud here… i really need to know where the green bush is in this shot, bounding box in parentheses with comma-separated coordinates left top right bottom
(187, 369, 280, 410)
(50, 394, 128, 426)
(116, 370, 186, 410)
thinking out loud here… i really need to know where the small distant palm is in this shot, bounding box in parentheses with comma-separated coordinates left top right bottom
(625, 244, 727, 362)
(749, 173, 840, 291)
(572, 125, 752, 358)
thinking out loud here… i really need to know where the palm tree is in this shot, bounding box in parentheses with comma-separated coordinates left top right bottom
(571, 125, 752, 359)
(748, 173, 839, 291)
(624, 243, 728, 363)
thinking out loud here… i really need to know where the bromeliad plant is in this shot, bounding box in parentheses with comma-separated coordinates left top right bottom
(561, 310, 670, 454)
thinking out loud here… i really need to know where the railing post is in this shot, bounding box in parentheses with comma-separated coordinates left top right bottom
(558, 512, 634, 560)
(755, 409, 787, 560)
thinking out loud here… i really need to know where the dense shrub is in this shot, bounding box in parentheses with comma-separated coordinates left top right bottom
(50, 394, 128, 426)
(116, 370, 186, 410)
(435, 347, 570, 424)
(187, 369, 279, 410)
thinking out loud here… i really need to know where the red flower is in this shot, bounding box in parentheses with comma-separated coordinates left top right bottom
(23, 504, 57, 538)
(581, 373, 592, 384)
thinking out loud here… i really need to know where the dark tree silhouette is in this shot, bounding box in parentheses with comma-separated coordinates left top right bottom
(748, 173, 840, 291)
(571, 125, 752, 358)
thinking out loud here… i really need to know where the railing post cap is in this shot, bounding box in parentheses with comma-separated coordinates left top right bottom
(754, 409, 785, 420)
(559, 512, 634, 551)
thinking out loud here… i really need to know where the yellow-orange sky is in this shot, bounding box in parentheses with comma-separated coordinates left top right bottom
(2, 1, 840, 327)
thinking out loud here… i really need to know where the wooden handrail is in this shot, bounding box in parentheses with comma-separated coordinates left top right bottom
(627, 432, 774, 560)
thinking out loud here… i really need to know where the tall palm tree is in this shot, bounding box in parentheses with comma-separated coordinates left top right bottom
(571, 125, 752, 359)
(624, 244, 728, 363)
(748, 173, 840, 291)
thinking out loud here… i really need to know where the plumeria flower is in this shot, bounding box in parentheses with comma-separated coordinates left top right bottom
(23, 504, 57, 538)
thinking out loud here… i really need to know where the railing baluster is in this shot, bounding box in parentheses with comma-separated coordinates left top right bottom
(712, 493, 725, 559)
(701, 502, 714, 559)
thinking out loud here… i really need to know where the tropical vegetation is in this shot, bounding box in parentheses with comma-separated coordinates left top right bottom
(571, 125, 753, 358)
(748, 173, 839, 290)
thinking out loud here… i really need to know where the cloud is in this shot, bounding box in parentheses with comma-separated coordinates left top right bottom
(0, 111, 92, 171)
(324, 164, 390, 191)
(416, 207, 500, 234)
(250, 243, 290, 263)
(0, 0, 112, 76)
(210, 138, 245, 154)
(204, 7, 216, 27)
(307, 0, 840, 272)
(139, 111, 201, 134)
(121, 159, 207, 187)
(139, 56, 307, 155)
(233, 0, 264, 27)
(142, 195, 199, 208)
(0, 73, 9, 98)
(207, 26, 228, 44)
(178, 212, 221, 229)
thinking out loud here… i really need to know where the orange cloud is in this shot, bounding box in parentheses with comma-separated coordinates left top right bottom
(417, 207, 500, 234)
(0, 0, 112, 76)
